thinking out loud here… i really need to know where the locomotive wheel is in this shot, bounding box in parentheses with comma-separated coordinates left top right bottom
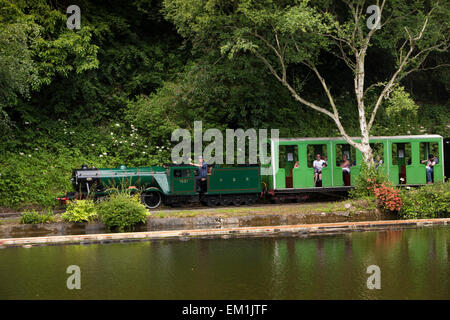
(206, 197, 219, 207)
(220, 196, 232, 206)
(232, 196, 242, 206)
(141, 191, 162, 209)
(247, 195, 257, 205)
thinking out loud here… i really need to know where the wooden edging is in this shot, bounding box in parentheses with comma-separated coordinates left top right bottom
(0, 218, 448, 248)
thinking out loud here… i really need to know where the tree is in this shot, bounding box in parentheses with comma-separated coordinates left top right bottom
(163, 0, 449, 164)
(0, 17, 39, 133)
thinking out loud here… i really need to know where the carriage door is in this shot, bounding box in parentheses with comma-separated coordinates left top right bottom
(418, 142, 442, 183)
(307, 143, 331, 187)
(390, 143, 411, 185)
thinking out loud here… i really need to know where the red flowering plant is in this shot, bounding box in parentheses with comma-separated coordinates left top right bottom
(371, 182, 403, 212)
(350, 163, 402, 212)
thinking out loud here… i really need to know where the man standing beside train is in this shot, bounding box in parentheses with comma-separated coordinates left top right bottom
(191, 156, 208, 191)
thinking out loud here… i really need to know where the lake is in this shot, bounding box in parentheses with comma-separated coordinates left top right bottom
(0, 226, 448, 299)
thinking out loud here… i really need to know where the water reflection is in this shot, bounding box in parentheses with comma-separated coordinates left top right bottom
(0, 227, 448, 299)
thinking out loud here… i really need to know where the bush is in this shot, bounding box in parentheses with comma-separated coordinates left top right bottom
(349, 162, 389, 199)
(372, 182, 403, 212)
(0, 149, 107, 209)
(20, 210, 54, 224)
(62, 200, 98, 223)
(97, 193, 148, 231)
(399, 182, 450, 219)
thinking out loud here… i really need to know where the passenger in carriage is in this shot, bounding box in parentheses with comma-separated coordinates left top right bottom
(340, 154, 351, 186)
(322, 155, 328, 167)
(313, 154, 327, 186)
(374, 155, 383, 168)
(421, 154, 437, 184)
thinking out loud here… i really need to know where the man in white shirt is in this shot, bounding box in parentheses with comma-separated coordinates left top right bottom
(313, 154, 327, 186)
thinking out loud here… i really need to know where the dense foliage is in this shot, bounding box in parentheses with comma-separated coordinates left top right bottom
(61, 199, 98, 223)
(96, 193, 148, 231)
(400, 183, 450, 219)
(20, 209, 54, 224)
(0, 0, 448, 209)
(349, 163, 390, 199)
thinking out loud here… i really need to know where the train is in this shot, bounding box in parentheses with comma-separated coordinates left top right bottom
(58, 164, 262, 208)
(57, 135, 447, 208)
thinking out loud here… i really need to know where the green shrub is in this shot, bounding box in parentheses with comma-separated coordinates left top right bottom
(20, 210, 55, 224)
(349, 162, 389, 199)
(97, 193, 148, 231)
(62, 200, 98, 223)
(399, 182, 450, 219)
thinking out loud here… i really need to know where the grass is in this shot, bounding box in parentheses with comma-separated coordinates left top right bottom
(148, 199, 375, 218)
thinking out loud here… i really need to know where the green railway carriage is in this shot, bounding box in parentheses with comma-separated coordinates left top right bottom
(264, 135, 444, 197)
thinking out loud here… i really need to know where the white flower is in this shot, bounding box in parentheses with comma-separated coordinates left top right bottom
(110, 132, 114, 135)
(103, 152, 107, 155)
(131, 143, 135, 146)
(34, 148, 38, 151)
(144, 145, 148, 148)
(28, 154, 32, 157)
(115, 123, 120, 127)
(142, 151, 146, 154)
(24, 121, 29, 125)
(119, 141, 122, 144)
(91, 144, 95, 147)
(99, 155, 103, 158)
(19, 152, 24, 156)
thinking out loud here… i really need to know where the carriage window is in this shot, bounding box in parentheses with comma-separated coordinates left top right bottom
(392, 143, 411, 165)
(419, 142, 439, 164)
(278, 145, 298, 170)
(174, 169, 191, 178)
(370, 143, 384, 166)
(335, 144, 356, 166)
(307, 144, 328, 168)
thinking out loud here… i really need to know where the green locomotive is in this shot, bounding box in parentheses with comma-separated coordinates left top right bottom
(59, 164, 261, 208)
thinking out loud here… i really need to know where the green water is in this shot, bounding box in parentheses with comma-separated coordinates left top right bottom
(0, 226, 449, 299)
